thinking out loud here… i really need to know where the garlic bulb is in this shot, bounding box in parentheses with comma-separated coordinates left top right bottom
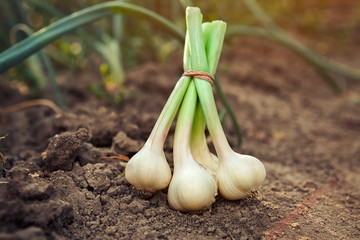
(125, 143, 171, 193)
(217, 152, 266, 200)
(168, 154, 217, 212)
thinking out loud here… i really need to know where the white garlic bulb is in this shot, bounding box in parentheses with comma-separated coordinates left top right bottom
(125, 144, 172, 193)
(217, 152, 266, 200)
(168, 154, 217, 212)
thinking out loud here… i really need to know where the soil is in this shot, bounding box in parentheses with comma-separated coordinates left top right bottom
(0, 38, 359, 240)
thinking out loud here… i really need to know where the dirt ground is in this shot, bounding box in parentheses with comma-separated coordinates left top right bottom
(0, 37, 359, 240)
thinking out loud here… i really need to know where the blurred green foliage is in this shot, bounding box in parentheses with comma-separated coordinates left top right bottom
(2, 0, 359, 65)
(138, 0, 360, 54)
(1, 0, 359, 104)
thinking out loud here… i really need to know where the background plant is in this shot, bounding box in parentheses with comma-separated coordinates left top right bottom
(2, 0, 359, 92)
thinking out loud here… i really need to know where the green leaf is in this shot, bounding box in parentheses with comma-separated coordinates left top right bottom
(0, 1, 184, 73)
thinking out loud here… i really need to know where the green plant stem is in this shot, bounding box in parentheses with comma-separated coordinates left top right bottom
(0, 1, 184, 73)
(113, 0, 124, 42)
(203, 21, 243, 146)
(190, 22, 221, 150)
(219, 108, 227, 124)
(146, 32, 192, 147)
(173, 80, 197, 168)
(214, 76, 242, 146)
(186, 7, 231, 159)
(191, 21, 243, 150)
(110, 0, 125, 89)
(146, 75, 191, 147)
(94, 35, 125, 88)
(190, 101, 208, 155)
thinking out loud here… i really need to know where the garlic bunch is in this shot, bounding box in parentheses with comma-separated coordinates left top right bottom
(126, 7, 266, 211)
(167, 81, 217, 212)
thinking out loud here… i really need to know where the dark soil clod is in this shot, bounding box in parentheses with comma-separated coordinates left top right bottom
(42, 128, 90, 171)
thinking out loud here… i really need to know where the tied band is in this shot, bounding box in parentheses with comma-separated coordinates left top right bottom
(182, 70, 215, 86)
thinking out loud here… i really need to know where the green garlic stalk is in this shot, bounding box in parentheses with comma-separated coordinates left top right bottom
(189, 21, 226, 172)
(168, 81, 217, 212)
(168, 21, 228, 212)
(190, 101, 218, 172)
(125, 36, 192, 193)
(186, 7, 266, 200)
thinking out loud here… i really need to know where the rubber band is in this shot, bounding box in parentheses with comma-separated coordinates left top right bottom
(182, 70, 215, 86)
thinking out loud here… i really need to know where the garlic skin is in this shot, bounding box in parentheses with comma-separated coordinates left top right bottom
(217, 152, 266, 200)
(125, 144, 172, 193)
(168, 155, 217, 212)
